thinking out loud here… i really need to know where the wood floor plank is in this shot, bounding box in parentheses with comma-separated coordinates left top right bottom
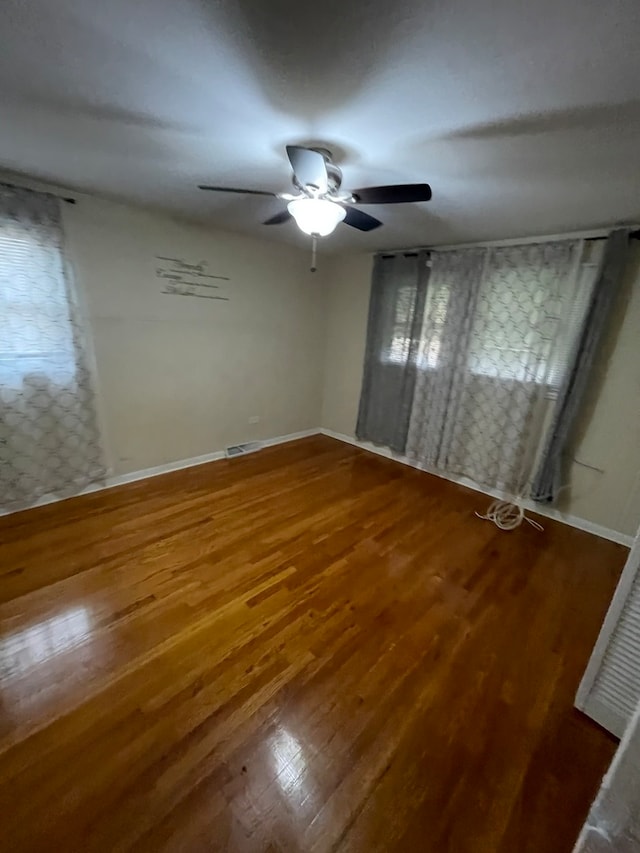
(0, 435, 625, 852)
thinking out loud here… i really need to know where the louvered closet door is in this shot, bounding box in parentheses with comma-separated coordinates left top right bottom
(576, 536, 640, 738)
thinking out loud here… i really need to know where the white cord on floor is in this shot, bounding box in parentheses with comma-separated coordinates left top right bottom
(475, 499, 544, 532)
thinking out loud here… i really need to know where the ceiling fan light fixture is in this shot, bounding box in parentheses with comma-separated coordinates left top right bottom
(287, 198, 346, 236)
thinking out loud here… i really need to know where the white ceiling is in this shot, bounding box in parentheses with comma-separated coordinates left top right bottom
(1, 0, 640, 252)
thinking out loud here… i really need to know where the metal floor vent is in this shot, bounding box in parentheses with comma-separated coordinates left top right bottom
(225, 441, 263, 458)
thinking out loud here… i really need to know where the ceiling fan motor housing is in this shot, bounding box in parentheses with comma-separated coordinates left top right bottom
(292, 148, 343, 195)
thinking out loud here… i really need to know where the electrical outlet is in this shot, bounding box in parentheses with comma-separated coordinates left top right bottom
(248, 416, 260, 425)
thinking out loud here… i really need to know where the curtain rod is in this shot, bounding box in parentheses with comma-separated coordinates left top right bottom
(0, 180, 76, 204)
(378, 226, 640, 258)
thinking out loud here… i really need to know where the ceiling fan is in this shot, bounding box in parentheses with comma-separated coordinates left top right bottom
(198, 145, 432, 238)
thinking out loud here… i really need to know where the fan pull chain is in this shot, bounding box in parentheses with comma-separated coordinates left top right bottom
(310, 234, 318, 272)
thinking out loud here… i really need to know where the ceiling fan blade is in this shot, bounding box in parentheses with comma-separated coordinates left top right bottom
(343, 206, 383, 232)
(286, 146, 328, 193)
(198, 185, 276, 196)
(263, 210, 293, 225)
(351, 184, 432, 204)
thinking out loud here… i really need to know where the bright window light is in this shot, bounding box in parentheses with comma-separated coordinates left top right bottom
(0, 606, 92, 675)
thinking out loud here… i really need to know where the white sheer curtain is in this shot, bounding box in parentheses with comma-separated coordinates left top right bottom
(0, 185, 105, 510)
(406, 241, 584, 494)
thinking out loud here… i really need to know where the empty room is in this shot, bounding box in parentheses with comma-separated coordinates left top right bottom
(2, 0, 640, 851)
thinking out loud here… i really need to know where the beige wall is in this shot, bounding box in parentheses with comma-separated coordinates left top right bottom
(320, 253, 373, 437)
(320, 247, 640, 537)
(560, 248, 640, 535)
(62, 197, 326, 475)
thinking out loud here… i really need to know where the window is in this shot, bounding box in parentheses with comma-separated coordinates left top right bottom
(385, 244, 598, 390)
(385, 284, 418, 363)
(0, 185, 105, 510)
(467, 248, 598, 387)
(384, 270, 445, 369)
(0, 218, 77, 385)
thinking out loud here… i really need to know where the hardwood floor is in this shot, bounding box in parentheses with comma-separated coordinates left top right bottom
(0, 435, 626, 852)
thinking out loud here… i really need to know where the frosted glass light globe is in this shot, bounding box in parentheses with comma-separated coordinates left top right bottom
(287, 198, 346, 236)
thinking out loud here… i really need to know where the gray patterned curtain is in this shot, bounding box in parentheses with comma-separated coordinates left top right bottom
(406, 241, 583, 494)
(404, 248, 487, 467)
(531, 229, 631, 503)
(0, 185, 105, 510)
(356, 252, 430, 453)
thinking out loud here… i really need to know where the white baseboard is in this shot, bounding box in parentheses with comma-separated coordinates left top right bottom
(320, 428, 634, 548)
(260, 429, 320, 450)
(109, 449, 226, 487)
(4, 425, 634, 548)
(0, 429, 320, 517)
(108, 428, 321, 488)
